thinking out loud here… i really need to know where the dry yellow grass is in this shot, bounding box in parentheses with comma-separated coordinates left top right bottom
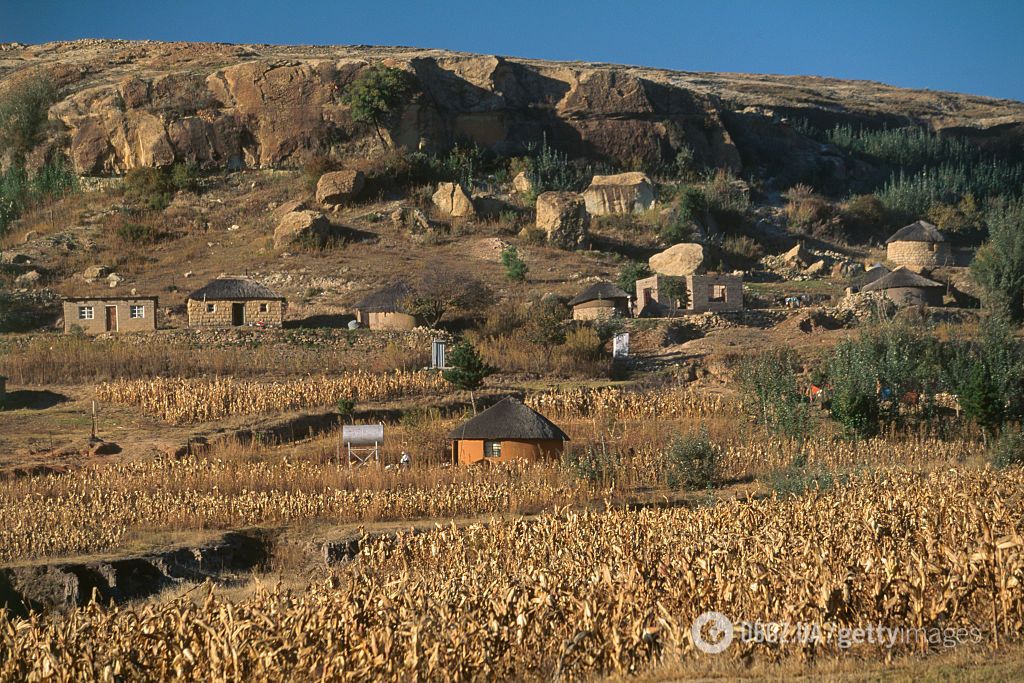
(2, 468, 1022, 681)
(96, 371, 448, 424)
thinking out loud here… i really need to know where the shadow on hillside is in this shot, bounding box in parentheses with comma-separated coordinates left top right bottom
(2, 390, 70, 411)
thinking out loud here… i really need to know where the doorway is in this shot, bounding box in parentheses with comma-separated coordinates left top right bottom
(105, 306, 118, 332)
(231, 302, 245, 326)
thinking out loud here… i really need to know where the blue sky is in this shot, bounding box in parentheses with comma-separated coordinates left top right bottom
(3, 0, 1022, 101)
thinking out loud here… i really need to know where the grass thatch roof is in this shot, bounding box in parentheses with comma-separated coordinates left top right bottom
(448, 397, 569, 441)
(861, 266, 943, 292)
(886, 220, 947, 244)
(569, 281, 631, 306)
(187, 278, 284, 301)
(850, 265, 890, 289)
(352, 282, 412, 313)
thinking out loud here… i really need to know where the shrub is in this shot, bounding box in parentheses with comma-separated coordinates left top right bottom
(721, 235, 764, 268)
(944, 316, 1024, 431)
(616, 261, 651, 296)
(500, 245, 528, 282)
(170, 162, 201, 192)
(990, 429, 1024, 469)
(839, 194, 890, 243)
(336, 397, 356, 422)
(125, 167, 174, 210)
(659, 186, 703, 244)
(735, 347, 812, 438)
(117, 222, 162, 244)
(560, 327, 604, 371)
(784, 183, 833, 232)
(664, 430, 720, 490)
(767, 455, 841, 496)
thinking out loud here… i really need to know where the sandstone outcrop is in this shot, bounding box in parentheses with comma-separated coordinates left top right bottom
(7, 41, 1023, 180)
(273, 210, 332, 249)
(649, 243, 705, 276)
(583, 172, 655, 215)
(432, 182, 476, 218)
(535, 192, 588, 249)
(315, 170, 365, 206)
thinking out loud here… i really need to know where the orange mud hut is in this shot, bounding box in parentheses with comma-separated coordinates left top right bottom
(448, 397, 569, 465)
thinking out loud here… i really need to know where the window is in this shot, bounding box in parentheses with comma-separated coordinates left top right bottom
(206, 303, 216, 313)
(259, 302, 269, 313)
(484, 441, 502, 458)
(710, 285, 727, 302)
(130, 305, 146, 319)
(78, 306, 94, 320)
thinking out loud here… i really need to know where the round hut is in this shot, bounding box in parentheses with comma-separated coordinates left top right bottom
(848, 264, 890, 293)
(353, 282, 419, 331)
(448, 397, 569, 465)
(885, 220, 951, 268)
(861, 266, 944, 306)
(568, 281, 632, 321)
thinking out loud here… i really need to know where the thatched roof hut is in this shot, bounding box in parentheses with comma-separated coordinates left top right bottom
(862, 266, 944, 306)
(886, 221, 951, 267)
(353, 282, 418, 330)
(448, 397, 569, 465)
(187, 278, 285, 301)
(186, 277, 285, 328)
(569, 281, 631, 320)
(849, 265, 890, 292)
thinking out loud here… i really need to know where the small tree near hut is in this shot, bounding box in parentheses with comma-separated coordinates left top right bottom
(403, 271, 494, 328)
(442, 340, 496, 414)
(343, 66, 414, 149)
(501, 245, 528, 282)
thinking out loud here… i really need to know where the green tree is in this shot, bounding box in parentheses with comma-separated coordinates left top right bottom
(735, 347, 812, 439)
(500, 245, 528, 282)
(971, 200, 1024, 322)
(342, 66, 415, 148)
(442, 340, 496, 414)
(403, 271, 493, 328)
(946, 316, 1024, 434)
(0, 77, 56, 164)
(524, 298, 568, 366)
(664, 430, 720, 490)
(660, 276, 689, 316)
(659, 186, 704, 244)
(616, 261, 650, 297)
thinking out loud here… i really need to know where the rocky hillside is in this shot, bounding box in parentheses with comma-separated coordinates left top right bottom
(3, 40, 1023, 182)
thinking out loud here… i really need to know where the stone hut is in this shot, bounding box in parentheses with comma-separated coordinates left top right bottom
(353, 282, 420, 331)
(569, 282, 631, 321)
(635, 273, 742, 316)
(62, 296, 158, 334)
(861, 266, 944, 306)
(186, 278, 286, 328)
(885, 221, 952, 268)
(448, 397, 569, 465)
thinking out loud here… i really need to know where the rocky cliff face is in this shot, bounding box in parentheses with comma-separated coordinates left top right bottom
(2, 40, 1022, 178)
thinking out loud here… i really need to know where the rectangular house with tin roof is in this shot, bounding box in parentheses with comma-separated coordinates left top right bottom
(63, 296, 158, 334)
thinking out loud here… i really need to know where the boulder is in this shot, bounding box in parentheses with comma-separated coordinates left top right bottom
(582, 172, 655, 215)
(782, 243, 811, 268)
(107, 273, 124, 288)
(512, 171, 533, 195)
(432, 182, 476, 218)
(649, 243, 705, 276)
(83, 265, 110, 280)
(273, 210, 332, 249)
(15, 270, 41, 286)
(803, 260, 828, 277)
(0, 252, 30, 265)
(315, 170, 365, 206)
(472, 193, 510, 219)
(535, 192, 588, 249)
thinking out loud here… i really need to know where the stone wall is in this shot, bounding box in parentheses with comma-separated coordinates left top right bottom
(187, 299, 284, 328)
(887, 241, 953, 268)
(360, 311, 419, 331)
(572, 299, 630, 321)
(63, 299, 158, 334)
(687, 274, 743, 313)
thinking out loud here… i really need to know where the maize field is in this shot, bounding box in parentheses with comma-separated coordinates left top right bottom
(96, 371, 449, 424)
(2, 468, 1022, 681)
(526, 385, 735, 421)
